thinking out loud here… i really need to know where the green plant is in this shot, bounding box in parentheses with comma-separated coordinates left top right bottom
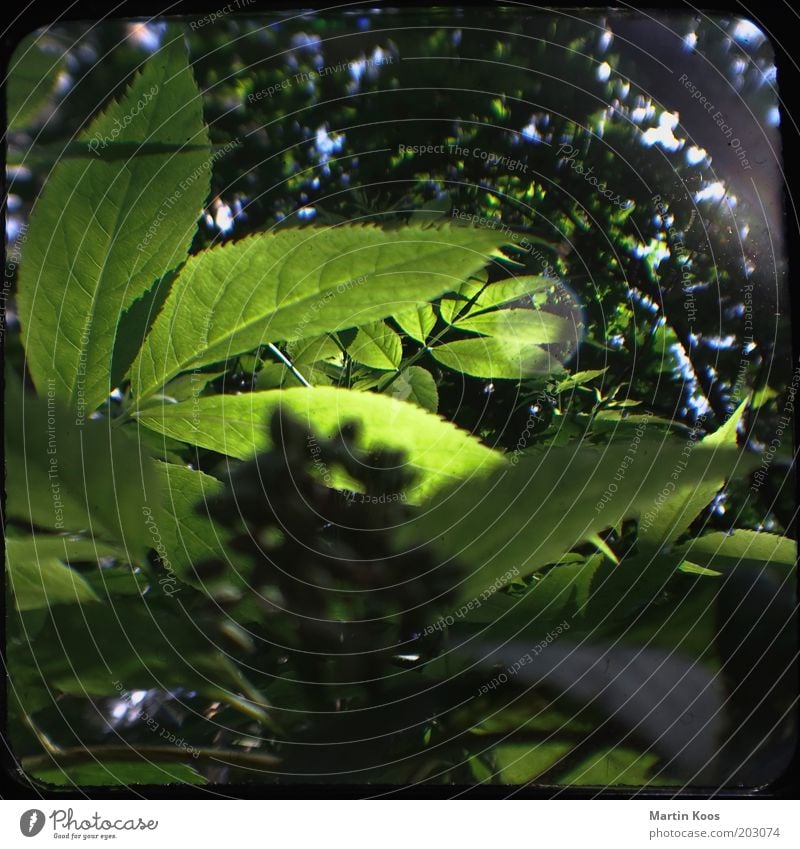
(5, 27, 795, 788)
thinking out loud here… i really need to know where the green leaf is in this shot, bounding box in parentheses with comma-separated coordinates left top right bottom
(82, 566, 148, 600)
(151, 461, 228, 582)
(110, 270, 177, 389)
(392, 304, 437, 343)
(349, 321, 403, 370)
(32, 761, 206, 787)
(560, 748, 669, 786)
(27, 597, 270, 721)
(395, 436, 741, 600)
(408, 196, 452, 226)
(585, 551, 683, 631)
(456, 307, 572, 345)
(554, 368, 608, 393)
(6, 537, 102, 611)
(4, 534, 121, 563)
(431, 336, 563, 379)
(387, 366, 438, 412)
(255, 361, 329, 389)
(637, 400, 752, 549)
(7, 34, 66, 129)
(130, 224, 509, 401)
(17, 33, 211, 412)
(751, 384, 778, 410)
(285, 334, 342, 365)
(438, 279, 487, 324)
(162, 369, 228, 402)
(454, 557, 601, 642)
(678, 561, 722, 577)
(494, 742, 574, 783)
(470, 275, 554, 312)
(136, 387, 504, 502)
(674, 530, 796, 574)
(5, 381, 159, 561)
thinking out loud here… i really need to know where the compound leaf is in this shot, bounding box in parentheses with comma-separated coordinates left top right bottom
(129, 224, 509, 401)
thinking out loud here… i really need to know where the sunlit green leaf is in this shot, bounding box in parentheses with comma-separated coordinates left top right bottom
(17, 33, 211, 412)
(286, 334, 342, 365)
(151, 461, 228, 582)
(456, 307, 571, 344)
(387, 366, 438, 412)
(130, 224, 509, 401)
(349, 321, 403, 370)
(431, 336, 563, 379)
(392, 304, 437, 343)
(136, 387, 504, 502)
(438, 279, 486, 324)
(470, 275, 554, 311)
(396, 436, 741, 600)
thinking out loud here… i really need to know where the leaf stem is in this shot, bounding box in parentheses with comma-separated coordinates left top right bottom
(266, 343, 312, 388)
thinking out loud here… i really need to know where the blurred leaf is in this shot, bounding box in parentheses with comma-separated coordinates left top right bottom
(32, 761, 206, 787)
(7, 35, 66, 129)
(27, 597, 270, 722)
(5, 381, 159, 561)
(674, 530, 796, 574)
(638, 400, 752, 549)
(408, 196, 451, 226)
(560, 748, 669, 786)
(396, 436, 741, 599)
(6, 538, 101, 611)
(494, 742, 574, 783)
